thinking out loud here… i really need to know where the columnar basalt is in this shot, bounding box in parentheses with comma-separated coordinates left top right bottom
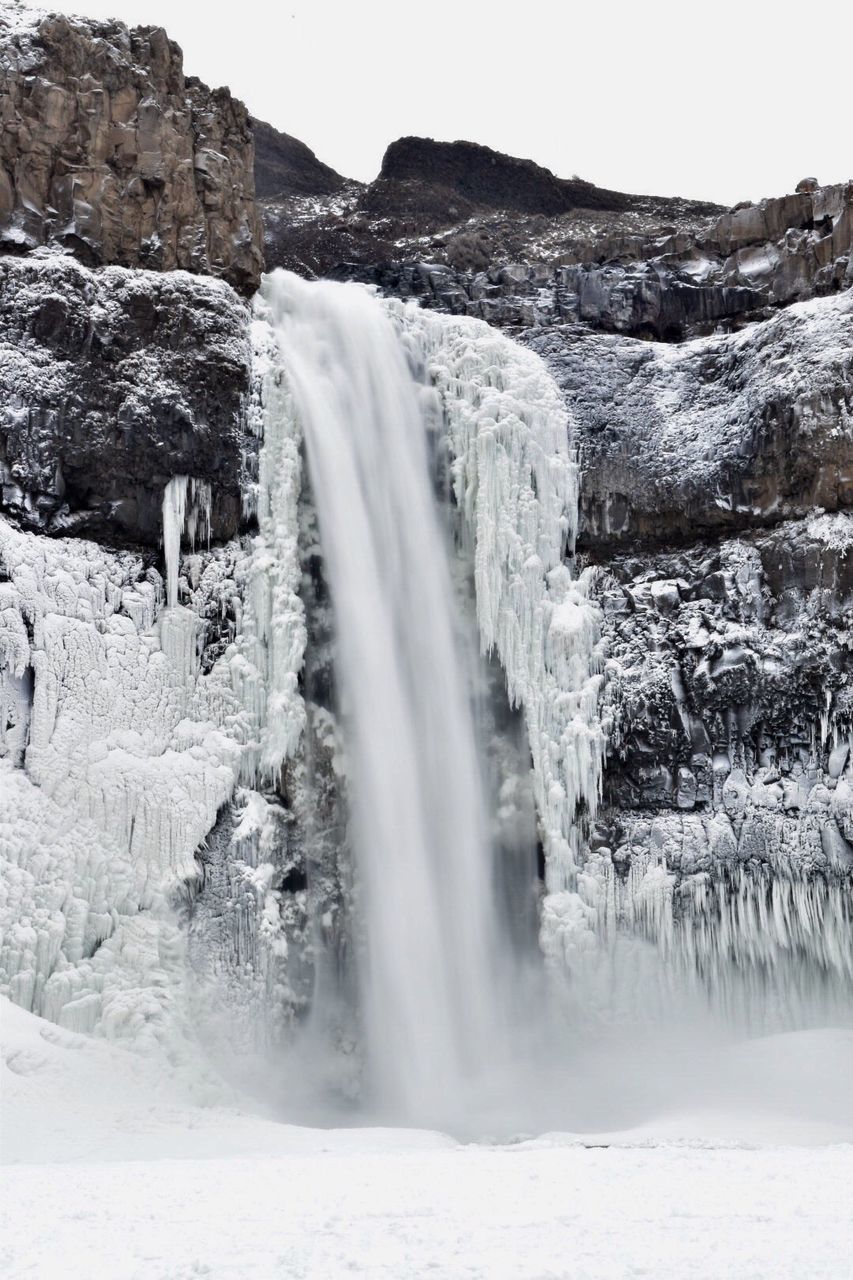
(0, 5, 263, 293)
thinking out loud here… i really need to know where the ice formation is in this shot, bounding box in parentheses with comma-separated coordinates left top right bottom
(2, 259, 850, 1082)
(162, 476, 212, 608)
(0, 309, 309, 1042)
(396, 306, 608, 876)
(0, 518, 241, 1037)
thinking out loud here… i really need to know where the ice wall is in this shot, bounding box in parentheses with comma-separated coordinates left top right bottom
(397, 307, 607, 871)
(0, 317, 309, 1041)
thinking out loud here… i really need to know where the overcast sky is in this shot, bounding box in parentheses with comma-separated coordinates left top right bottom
(24, 0, 852, 206)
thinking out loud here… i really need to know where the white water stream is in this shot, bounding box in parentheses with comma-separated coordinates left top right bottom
(263, 272, 510, 1121)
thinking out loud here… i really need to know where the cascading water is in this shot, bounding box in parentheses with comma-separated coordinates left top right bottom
(250, 269, 853, 1136)
(262, 271, 511, 1122)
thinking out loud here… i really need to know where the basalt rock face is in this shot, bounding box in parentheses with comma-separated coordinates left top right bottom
(592, 514, 853, 879)
(330, 180, 853, 340)
(0, 254, 252, 546)
(524, 292, 853, 552)
(517, 289, 853, 889)
(253, 118, 347, 200)
(0, 5, 263, 294)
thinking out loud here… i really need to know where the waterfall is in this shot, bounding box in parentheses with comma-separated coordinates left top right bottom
(252, 270, 853, 1133)
(262, 271, 510, 1122)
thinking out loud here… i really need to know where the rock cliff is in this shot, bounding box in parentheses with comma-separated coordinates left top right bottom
(0, 4, 263, 294)
(0, 254, 252, 545)
(328, 179, 853, 340)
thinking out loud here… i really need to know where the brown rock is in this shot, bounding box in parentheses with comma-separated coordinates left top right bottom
(0, 6, 263, 294)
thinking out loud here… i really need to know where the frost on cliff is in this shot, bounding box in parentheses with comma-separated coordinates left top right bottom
(0, 307, 306, 1045)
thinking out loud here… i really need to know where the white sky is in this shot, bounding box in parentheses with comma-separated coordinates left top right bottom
(22, 0, 853, 206)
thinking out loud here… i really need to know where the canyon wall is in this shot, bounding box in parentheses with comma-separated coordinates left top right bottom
(0, 6, 263, 293)
(1, 9, 851, 1044)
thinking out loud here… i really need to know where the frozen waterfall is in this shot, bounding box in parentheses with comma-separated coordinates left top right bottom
(262, 271, 511, 1121)
(253, 270, 852, 1127)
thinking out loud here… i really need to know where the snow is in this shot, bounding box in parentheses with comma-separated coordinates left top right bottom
(7, 1144, 853, 1280)
(807, 509, 853, 552)
(530, 288, 853, 526)
(3, 999, 853, 1280)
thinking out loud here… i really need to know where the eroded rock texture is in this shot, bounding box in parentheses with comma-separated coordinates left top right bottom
(331, 178, 852, 340)
(0, 254, 252, 545)
(0, 5, 263, 293)
(525, 292, 853, 550)
(592, 514, 853, 880)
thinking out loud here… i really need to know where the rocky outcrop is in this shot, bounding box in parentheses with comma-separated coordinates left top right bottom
(591, 512, 853, 881)
(376, 136, 724, 221)
(524, 291, 853, 551)
(0, 5, 263, 293)
(253, 118, 347, 200)
(375, 136, 583, 217)
(0, 254, 252, 545)
(261, 135, 724, 282)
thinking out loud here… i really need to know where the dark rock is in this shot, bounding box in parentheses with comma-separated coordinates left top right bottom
(523, 291, 853, 552)
(252, 118, 347, 199)
(0, 255, 251, 545)
(377, 136, 723, 220)
(595, 515, 853, 873)
(289, 174, 853, 340)
(261, 133, 726, 288)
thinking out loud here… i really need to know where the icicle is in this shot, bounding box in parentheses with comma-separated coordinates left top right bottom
(231, 308, 308, 786)
(162, 476, 188, 609)
(392, 303, 607, 889)
(162, 477, 214, 609)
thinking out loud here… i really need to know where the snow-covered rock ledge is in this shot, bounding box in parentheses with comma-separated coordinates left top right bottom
(0, 253, 253, 545)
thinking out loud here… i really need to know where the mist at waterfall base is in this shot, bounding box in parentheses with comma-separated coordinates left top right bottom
(225, 270, 853, 1142)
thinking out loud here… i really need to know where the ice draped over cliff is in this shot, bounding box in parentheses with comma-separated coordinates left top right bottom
(2, 266, 851, 1069)
(0, 315, 307, 1041)
(393, 304, 608, 880)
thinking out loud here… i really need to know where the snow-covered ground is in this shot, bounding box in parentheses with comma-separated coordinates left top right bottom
(3, 998, 853, 1280)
